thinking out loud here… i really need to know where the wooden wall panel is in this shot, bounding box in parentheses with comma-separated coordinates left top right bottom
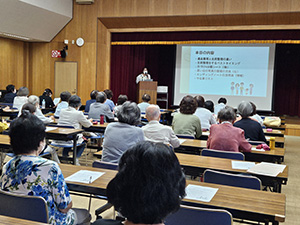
(224, 0, 246, 14)
(268, 0, 291, 12)
(246, 0, 268, 13)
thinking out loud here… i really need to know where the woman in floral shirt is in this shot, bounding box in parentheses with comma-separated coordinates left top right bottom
(0, 111, 91, 225)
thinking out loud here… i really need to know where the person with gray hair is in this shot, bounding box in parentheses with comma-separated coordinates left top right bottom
(207, 106, 252, 152)
(234, 101, 267, 142)
(88, 92, 114, 121)
(142, 105, 180, 148)
(102, 102, 144, 163)
(13, 86, 29, 110)
(27, 95, 54, 124)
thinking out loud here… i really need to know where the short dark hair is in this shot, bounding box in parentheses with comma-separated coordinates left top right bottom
(103, 89, 113, 99)
(218, 106, 236, 122)
(142, 93, 151, 102)
(68, 95, 81, 108)
(194, 95, 205, 107)
(90, 90, 98, 100)
(204, 100, 214, 113)
(43, 88, 52, 96)
(179, 95, 197, 114)
(117, 95, 128, 105)
(9, 111, 45, 155)
(218, 97, 227, 104)
(250, 102, 257, 116)
(60, 91, 71, 102)
(107, 141, 186, 224)
(21, 103, 36, 114)
(6, 84, 15, 93)
(117, 102, 141, 125)
(96, 92, 107, 103)
(17, 87, 29, 96)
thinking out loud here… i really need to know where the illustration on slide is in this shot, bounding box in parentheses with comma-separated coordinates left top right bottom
(245, 88, 249, 95)
(231, 82, 235, 95)
(249, 84, 254, 95)
(240, 82, 244, 95)
(235, 83, 240, 95)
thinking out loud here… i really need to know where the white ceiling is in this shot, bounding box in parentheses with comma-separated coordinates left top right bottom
(0, 0, 73, 42)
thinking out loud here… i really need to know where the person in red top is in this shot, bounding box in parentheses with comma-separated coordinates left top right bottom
(207, 106, 251, 152)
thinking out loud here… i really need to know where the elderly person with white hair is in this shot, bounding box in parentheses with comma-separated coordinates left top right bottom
(142, 105, 180, 148)
(233, 101, 267, 143)
(27, 95, 54, 124)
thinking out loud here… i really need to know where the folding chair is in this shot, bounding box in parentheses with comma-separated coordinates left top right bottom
(201, 149, 245, 160)
(176, 134, 195, 139)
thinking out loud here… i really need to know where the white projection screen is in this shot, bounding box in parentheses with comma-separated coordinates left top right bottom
(174, 44, 276, 111)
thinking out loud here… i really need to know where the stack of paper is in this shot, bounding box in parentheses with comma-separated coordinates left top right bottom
(251, 147, 265, 152)
(65, 170, 105, 184)
(247, 162, 286, 177)
(179, 139, 186, 144)
(185, 184, 218, 202)
(231, 161, 256, 170)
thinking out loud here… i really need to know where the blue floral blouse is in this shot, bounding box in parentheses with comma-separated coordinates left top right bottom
(0, 155, 75, 224)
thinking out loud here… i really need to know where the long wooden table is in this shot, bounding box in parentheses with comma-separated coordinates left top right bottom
(60, 164, 285, 225)
(176, 153, 288, 193)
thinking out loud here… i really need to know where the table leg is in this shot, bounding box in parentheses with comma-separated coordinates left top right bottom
(72, 136, 77, 165)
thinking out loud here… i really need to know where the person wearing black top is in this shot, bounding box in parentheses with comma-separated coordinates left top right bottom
(39, 88, 55, 108)
(233, 101, 267, 143)
(4, 84, 16, 103)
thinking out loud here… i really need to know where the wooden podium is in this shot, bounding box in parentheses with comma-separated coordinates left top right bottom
(137, 81, 157, 104)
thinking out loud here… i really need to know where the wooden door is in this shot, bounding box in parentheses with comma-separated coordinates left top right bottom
(54, 62, 78, 98)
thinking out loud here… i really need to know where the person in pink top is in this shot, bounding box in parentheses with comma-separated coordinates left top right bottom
(207, 106, 251, 152)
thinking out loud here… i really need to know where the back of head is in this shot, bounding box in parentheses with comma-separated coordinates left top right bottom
(21, 103, 37, 114)
(194, 95, 205, 107)
(145, 104, 160, 121)
(218, 106, 236, 122)
(117, 101, 141, 125)
(96, 92, 107, 103)
(28, 95, 40, 106)
(117, 95, 128, 105)
(179, 95, 197, 114)
(90, 90, 98, 100)
(204, 100, 214, 113)
(9, 111, 45, 155)
(107, 141, 186, 224)
(17, 87, 29, 97)
(60, 91, 71, 102)
(6, 84, 15, 93)
(103, 89, 113, 99)
(237, 101, 253, 118)
(218, 97, 227, 104)
(68, 95, 81, 108)
(42, 88, 52, 96)
(142, 93, 151, 103)
(250, 102, 257, 116)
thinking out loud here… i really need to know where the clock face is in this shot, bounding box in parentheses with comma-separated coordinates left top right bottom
(76, 38, 84, 47)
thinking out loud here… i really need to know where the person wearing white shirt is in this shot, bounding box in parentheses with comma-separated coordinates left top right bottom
(250, 102, 264, 126)
(13, 86, 29, 110)
(142, 104, 180, 148)
(136, 67, 151, 84)
(194, 95, 217, 130)
(214, 97, 227, 115)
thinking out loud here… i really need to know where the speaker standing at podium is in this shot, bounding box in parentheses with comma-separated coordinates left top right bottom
(136, 67, 152, 84)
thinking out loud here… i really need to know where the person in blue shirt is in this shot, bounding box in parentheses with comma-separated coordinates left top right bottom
(4, 84, 16, 103)
(54, 91, 71, 118)
(85, 89, 98, 113)
(103, 89, 115, 111)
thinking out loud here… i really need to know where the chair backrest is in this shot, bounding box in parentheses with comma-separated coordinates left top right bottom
(203, 169, 262, 190)
(0, 190, 49, 223)
(165, 205, 232, 225)
(92, 160, 118, 170)
(201, 149, 245, 160)
(176, 134, 195, 139)
(47, 124, 74, 129)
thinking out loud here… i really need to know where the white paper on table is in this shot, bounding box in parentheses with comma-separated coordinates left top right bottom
(202, 131, 210, 136)
(251, 147, 265, 152)
(231, 161, 256, 170)
(247, 162, 286, 177)
(185, 184, 218, 202)
(65, 170, 105, 184)
(53, 98, 60, 105)
(179, 139, 186, 144)
(46, 127, 57, 132)
(266, 136, 271, 141)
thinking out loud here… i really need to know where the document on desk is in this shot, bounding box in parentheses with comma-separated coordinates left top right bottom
(185, 184, 218, 202)
(232, 161, 256, 170)
(266, 136, 271, 141)
(251, 147, 265, 152)
(179, 139, 186, 144)
(65, 170, 105, 184)
(247, 162, 286, 177)
(45, 127, 58, 132)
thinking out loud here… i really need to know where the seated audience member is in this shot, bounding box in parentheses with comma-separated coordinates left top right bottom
(137, 93, 151, 113)
(234, 101, 267, 143)
(39, 88, 55, 108)
(13, 86, 29, 110)
(85, 90, 98, 113)
(54, 91, 71, 118)
(27, 95, 54, 124)
(207, 106, 251, 152)
(214, 97, 227, 115)
(93, 141, 186, 225)
(0, 111, 91, 225)
(88, 92, 114, 121)
(57, 95, 93, 165)
(250, 102, 264, 126)
(102, 102, 144, 163)
(113, 94, 128, 116)
(172, 95, 202, 138)
(4, 84, 16, 103)
(194, 95, 216, 130)
(103, 89, 115, 111)
(204, 100, 214, 113)
(142, 105, 180, 148)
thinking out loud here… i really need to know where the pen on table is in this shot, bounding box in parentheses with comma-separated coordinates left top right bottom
(89, 176, 92, 184)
